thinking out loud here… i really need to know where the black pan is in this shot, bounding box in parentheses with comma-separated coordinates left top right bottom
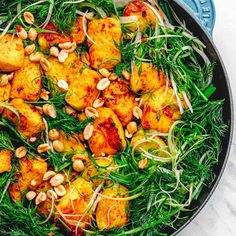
(162, 0, 234, 235)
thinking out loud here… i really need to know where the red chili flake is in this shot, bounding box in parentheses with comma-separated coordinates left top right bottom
(16, 25, 22, 33)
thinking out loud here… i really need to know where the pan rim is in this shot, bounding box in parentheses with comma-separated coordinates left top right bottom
(171, 0, 234, 235)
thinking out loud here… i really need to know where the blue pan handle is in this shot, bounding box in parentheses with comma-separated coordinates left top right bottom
(177, 0, 215, 36)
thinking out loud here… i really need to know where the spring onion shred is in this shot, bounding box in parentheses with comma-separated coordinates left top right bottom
(193, 46, 211, 65)
(97, 191, 143, 201)
(104, 205, 119, 228)
(167, 120, 184, 154)
(62, 0, 85, 5)
(143, 2, 165, 28)
(119, 16, 138, 24)
(41, 0, 54, 28)
(0, 180, 11, 204)
(114, 0, 133, 8)
(0, 0, 46, 39)
(39, 190, 55, 224)
(182, 91, 193, 113)
(182, 31, 206, 48)
(170, 73, 184, 114)
(16, 2, 21, 14)
(82, 10, 99, 46)
(0, 103, 20, 123)
(84, 183, 103, 213)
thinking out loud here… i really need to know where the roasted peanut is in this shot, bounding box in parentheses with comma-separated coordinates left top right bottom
(72, 159, 85, 172)
(127, 121, 138, 135)
(138, 158, 148, 169)
(83, 124, 94, 140)
(26, 191, 37, 201)
(24, 44, 35, 55)
(16, 26, 27, 40)
(37, 143, 51, 153)
(50, 46, 59, 57)
(58, 50, 68, 63)
(57, 79, 68, 91)
(133, 106, 143, 119)
(28, 28, 38, 41)
(40, 58, 51, 71)
(15, 146, 27, 158)
(23, 12, 35, 24)
(43, 170, 56, 181)
(35, 192, 47, 205)
(96, 78, 110, 91)
(85, 107, 99, 118)
(52, 140, 64, 153)
(43, 104, 57, 118)
(48, 129, 60, 141)
(71, 153, 87, 162)
(50, 173, 65, 187)
(54, 185, 66, 197)
(93, 98, 105, 108)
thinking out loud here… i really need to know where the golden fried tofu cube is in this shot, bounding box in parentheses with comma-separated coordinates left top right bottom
(9, 157, 47, 201)
(58, 130, 89, 160)
(0, 83, 11, 113)
(82, 156, 115, 186)
(46, 52, 82, 92)
(131, 128, 169, 158)
(10, 57, 42, 101)
(131, 62, 166, 93)
(65, 67, 100, 111)
(141, 86, 183, 133)
(87, 17, 122, 70)
(123, 0, 163, 32)
(0, 34, 24, 72)
(89, 44, 121, 71)
(0, 149, 12, 173)
(87, 17, 122, 47)
(2, 98, 45, 138)
(96, 184, 129, 229)
(57, 178, 94, 232)
(103, 81, 138, 126)
(88, 107, 126, 156)
(38, 17, 86, 51)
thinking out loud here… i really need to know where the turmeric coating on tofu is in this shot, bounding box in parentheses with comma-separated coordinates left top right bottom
(0, 0, 223, 235)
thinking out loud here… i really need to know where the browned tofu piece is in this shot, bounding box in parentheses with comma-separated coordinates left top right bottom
(89, 44, 121, 71)
(65, 67, 100, 111)
(58, 130, 89, 161)
(88, 107, 126, 156)
(57, 178, 94, 233)
(141, 86, 183, 133)
(0, 34, 24, 72)
(38, 17, 86, 51)
(0, 83, 11, 113)
(2, 98, 45, 138)
(96, 184, 129, 229)
(87, 18, 122, 70)
(10, 57, 42, 101)
(82, 156, 115, 186)
(9, 157, 47, 201)
(45, 52, 82, 92)
(0, 149, 12, 173)
(131, 62, 166, 93)
(123, 0, 163, 32)
(103, 81, 138, 126)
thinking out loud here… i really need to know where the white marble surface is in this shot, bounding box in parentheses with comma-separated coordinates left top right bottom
(179, 0, 236, 235)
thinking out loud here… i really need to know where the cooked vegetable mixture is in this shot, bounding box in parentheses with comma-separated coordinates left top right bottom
(0, 0, 227, 235)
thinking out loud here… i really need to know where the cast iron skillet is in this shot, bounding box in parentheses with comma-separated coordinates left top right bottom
(161, 0, 234, 235)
